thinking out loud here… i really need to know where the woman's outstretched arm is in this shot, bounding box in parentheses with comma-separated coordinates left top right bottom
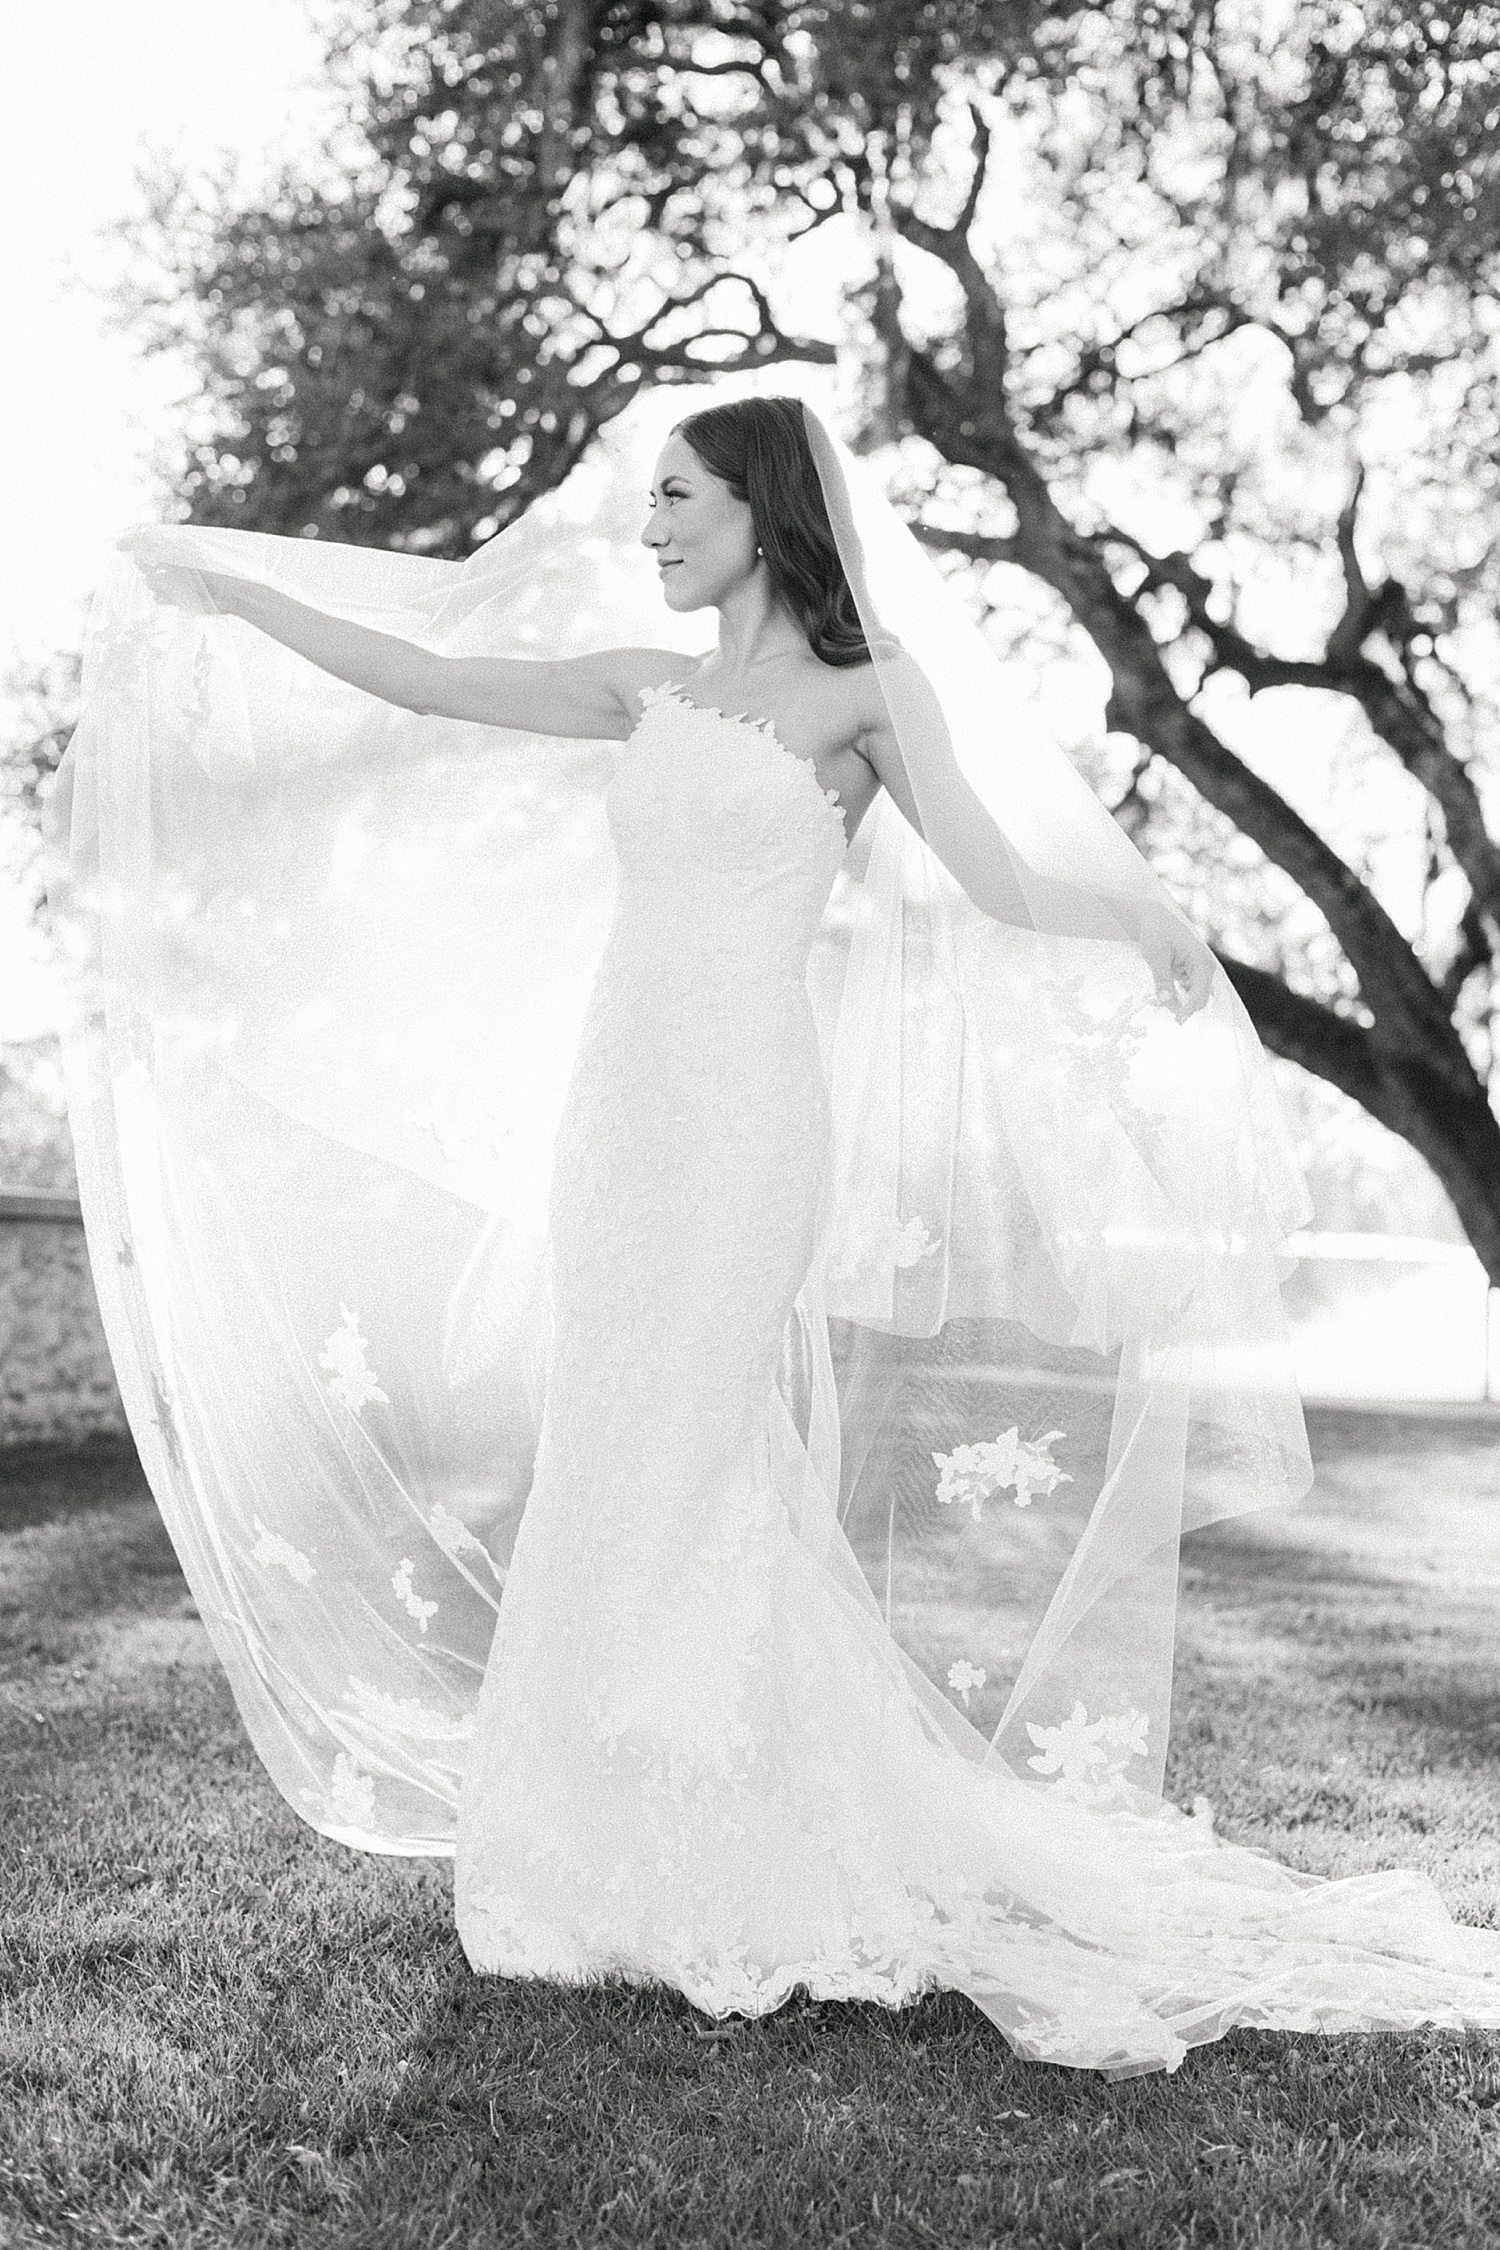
(119, 535, 665, 739)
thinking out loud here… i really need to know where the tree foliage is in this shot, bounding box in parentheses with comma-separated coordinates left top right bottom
(94, 0, 1500, 1273)
(119, 0, 874, 547)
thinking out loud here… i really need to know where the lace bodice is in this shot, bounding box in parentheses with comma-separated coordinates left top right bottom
(607, 682, 848, 977)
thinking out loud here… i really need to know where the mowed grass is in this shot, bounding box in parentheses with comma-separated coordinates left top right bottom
(2, 1414, 1499, 2250)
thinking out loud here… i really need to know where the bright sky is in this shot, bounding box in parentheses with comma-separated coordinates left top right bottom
(0, 0, 330, 667)
(0, 0, 331, 1036)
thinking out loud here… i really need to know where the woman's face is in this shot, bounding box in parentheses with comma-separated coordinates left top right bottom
(641, 435, 758, 611)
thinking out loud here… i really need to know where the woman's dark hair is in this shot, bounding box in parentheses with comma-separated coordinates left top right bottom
(670, 396, 872, 668)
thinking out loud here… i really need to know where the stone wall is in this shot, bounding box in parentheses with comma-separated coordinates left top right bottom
(0, 1193, 128, 1445)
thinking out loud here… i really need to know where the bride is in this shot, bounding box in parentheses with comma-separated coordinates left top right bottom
(46, 384, 1500, 2076)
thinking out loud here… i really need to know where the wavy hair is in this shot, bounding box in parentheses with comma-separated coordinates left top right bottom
(670, 397, 873, 668)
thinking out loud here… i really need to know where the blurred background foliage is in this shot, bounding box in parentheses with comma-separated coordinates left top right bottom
(8, 0, 1500, 1271)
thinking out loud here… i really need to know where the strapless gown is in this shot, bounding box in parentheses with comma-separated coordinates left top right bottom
(452, 683, 1500, 2075)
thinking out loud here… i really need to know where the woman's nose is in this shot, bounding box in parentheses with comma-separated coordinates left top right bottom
(641, 516, 665, 550)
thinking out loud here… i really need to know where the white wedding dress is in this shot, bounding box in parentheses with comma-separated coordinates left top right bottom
(452, 684, 1500, 2073)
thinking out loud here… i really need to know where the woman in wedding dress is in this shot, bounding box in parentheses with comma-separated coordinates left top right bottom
(46, 386, 1500, 2077)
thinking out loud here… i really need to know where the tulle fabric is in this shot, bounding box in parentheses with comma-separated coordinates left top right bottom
(794, 401, 1315, 1792)
(38, 371, 1313, 1855)
(43, 373, 1496, 2075)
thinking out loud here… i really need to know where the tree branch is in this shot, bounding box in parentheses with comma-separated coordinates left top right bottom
(607, 272, 836, 375)
(1216, 949, 1500, 1280)
(1025, 290, 1257, 435)
(909, 521, 1025, 568)
(902, 352, 1445, 1013)
(952, 100, 992, 241)
(1102, 515, 1500, 937)
(891, 113, 1007, 377)
(1213, 954, 1384, 1112)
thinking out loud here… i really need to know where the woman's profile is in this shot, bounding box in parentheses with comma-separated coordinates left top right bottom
(46, 385, 1500, 2075)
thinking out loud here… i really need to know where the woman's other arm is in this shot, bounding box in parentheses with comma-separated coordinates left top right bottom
(856, 652, 1215, 1018)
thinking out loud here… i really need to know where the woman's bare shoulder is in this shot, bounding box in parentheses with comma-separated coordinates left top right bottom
(843, 641, 925, 741)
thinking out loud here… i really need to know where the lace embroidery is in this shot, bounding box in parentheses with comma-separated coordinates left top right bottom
(428, 1500, 503, 1575)
(251, 1518, 315, 1585)
(186, 631, 214, 733)
(947, 1658, 987, 1708)
(932, 1427, 1071, 1520)
(344, 1675, 473, 1742)
(1046, 969, 1172, 1155)
(147, 1366, 186, 1477)
(319, 1302, 390, 1415)
(831, 1212, 941, 1289)
(635, 680, 848, 841)
(391, 1557, 438, 1632)
(326, 1751, 376, 1827)
(1025, 1702, 1149, 1806)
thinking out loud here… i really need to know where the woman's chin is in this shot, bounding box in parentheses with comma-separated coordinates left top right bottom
(656, 570, 704, 611)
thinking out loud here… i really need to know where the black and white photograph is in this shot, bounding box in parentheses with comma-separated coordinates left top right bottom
(2, 2, 1499, 2243)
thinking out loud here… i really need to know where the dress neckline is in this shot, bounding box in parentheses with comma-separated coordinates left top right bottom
(636, 680, 848, 845)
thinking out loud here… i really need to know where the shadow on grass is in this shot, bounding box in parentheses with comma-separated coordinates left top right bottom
(3, 1413, 1500, 2246)
(0, 1431, 146, 1536)
(294, 1928, 1499, 2250)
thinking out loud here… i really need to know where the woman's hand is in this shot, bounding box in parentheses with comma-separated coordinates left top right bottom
(1132, 901, 1216, 1020)
(117, 525, 199, 569)
(116, 528, 229, 618)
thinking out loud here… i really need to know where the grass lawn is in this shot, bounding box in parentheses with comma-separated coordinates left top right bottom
(2, 1410, 1499, 2250)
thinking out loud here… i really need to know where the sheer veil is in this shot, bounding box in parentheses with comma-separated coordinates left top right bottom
(40, 370, 1312, 1860)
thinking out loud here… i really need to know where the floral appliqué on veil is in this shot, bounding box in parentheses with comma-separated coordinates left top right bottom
(932, 1427, 1071, 1521)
